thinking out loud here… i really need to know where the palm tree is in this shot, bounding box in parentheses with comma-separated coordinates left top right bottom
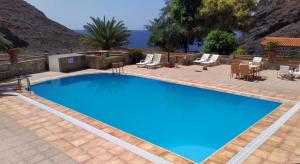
(0, 32, 12, 51)
(82, 17, 130, 50)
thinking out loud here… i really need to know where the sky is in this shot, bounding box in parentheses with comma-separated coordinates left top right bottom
(24, 0, 165, 30)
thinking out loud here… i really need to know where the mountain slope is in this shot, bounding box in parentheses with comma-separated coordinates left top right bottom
(0, 0, 84, 53)
(239, 0, 300, 55)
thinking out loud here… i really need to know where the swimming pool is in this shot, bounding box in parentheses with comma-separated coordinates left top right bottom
(32, 74, 281, 162)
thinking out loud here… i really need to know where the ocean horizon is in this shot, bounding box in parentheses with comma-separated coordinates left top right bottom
(74, 30, 201, 52)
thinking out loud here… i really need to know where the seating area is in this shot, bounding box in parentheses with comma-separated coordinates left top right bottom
(136, 53, 300, 82)
(231, 57, 262, 81)
(136, 53, 162, 69)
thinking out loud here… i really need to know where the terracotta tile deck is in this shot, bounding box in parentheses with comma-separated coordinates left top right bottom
(0, 107, 76, 164)
(0, 64, 300, 164)
(0, 94, 151, 164)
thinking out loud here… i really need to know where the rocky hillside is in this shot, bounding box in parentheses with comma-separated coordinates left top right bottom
(0, 0, 84, 54)
(239, 0, 300, 55)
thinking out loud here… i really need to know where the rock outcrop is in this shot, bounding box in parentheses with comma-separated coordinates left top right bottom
(0, 0, 84, 54)
(239, 0, 300, 55)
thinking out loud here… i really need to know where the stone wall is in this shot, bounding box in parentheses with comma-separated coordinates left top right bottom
(223, 55, 300, 70)
(0, 58, 47, 80)
(86, 54, 130, 69)
(141, 50, 202, 66)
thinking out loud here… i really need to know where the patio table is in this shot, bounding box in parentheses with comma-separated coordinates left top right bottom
(249, 65, 260, 77)
(239, 64, 259, 80)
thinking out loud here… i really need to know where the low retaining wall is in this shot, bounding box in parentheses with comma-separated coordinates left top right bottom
(0, 58, 47, 80)
(225, 56, 300, 70)
(142, 50, 202, 66)
(86, 53, 130, 69)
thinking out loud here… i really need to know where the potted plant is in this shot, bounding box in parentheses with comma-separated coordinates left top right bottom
(7, 48, 21, 63)
(164, 52, 175, 68)
(264, 41, 280, 60)
(164, 62, 174, 68)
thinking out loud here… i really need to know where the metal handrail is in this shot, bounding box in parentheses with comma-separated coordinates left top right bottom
(17, 76, 31, 91)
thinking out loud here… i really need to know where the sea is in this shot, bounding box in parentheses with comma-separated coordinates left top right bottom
(75, 30, 201, 52)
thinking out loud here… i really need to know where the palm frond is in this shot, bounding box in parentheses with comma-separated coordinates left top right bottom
(0, 33, 13, 50)
(82, 16, 130, 50)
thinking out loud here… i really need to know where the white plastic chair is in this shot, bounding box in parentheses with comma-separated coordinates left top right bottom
(249, 57, 262, 66)
(293, 64, 300, 78)
(277, 65, 293, 79)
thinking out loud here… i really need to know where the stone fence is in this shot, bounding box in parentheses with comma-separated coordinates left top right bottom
(1, 50, 300, 80)
(0, 58, 47, 80)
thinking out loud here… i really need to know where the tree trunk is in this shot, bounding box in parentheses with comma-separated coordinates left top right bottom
(184, 43, 188, 53)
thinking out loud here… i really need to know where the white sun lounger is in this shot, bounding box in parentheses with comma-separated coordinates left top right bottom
(146, 54, 162, 69)
(277, 65, 294, 79)
(201, 54, 219, 65)
(136, 54, 154, 67)
(193, 53, 211, 64)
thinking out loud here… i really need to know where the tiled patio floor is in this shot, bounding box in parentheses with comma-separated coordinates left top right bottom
(0, 94, 151, 164)
(124, 65, 300, 101)
(244, 109, 300, 164)
(0, 64, 299, 163)
(0, 107, 76, 164)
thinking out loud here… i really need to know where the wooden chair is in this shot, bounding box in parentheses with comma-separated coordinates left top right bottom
(240, 64, 251, 80)
(230, 63, 240, 78)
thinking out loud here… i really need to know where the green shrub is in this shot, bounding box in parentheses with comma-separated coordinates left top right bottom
(294, 52, 300, 59)
(233, 48, 248, 57)
(104, 56, 121, 61)
(203, 29, 238, 55)
(128, 49, 144, 63)
(264, 41, 280, 51)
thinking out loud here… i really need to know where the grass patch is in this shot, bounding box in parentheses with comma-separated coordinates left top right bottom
(104, 55, 121, 61)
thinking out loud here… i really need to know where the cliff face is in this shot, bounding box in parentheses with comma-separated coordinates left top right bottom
(0, 0, 83, 54)
(239, 0, 300, 55)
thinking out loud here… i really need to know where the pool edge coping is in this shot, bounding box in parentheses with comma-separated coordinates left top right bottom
(227, 102, 300, 163)
(19, 70, 299, 163)
(10, 92, 172, 164)
(15, 91, 298, 164)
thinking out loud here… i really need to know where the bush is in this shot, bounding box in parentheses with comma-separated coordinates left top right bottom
(128, 49, 144, 63)
(294, 52, 300, 59)
(203, 29, 238, 55)
(233, 48, 248, 57)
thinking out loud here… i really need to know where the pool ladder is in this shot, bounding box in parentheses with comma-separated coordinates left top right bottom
(17, 75, 31, 91)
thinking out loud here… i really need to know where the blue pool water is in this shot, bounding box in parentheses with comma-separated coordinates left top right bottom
(32, 74, 281, 162)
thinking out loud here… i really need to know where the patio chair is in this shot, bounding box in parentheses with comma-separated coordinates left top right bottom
(277, 65, 293, 79)
(146, 54, 162, 69)
(193, 53, 210, 64)
(230, 63, 240, 79)
(240, 64, 251, 81)
(249, 57, 263, 76)
(136, 54, 154, 68)
(250, 57, 263, 65)
(201, 54, 219, 66)
(293, 64, 300, 78)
